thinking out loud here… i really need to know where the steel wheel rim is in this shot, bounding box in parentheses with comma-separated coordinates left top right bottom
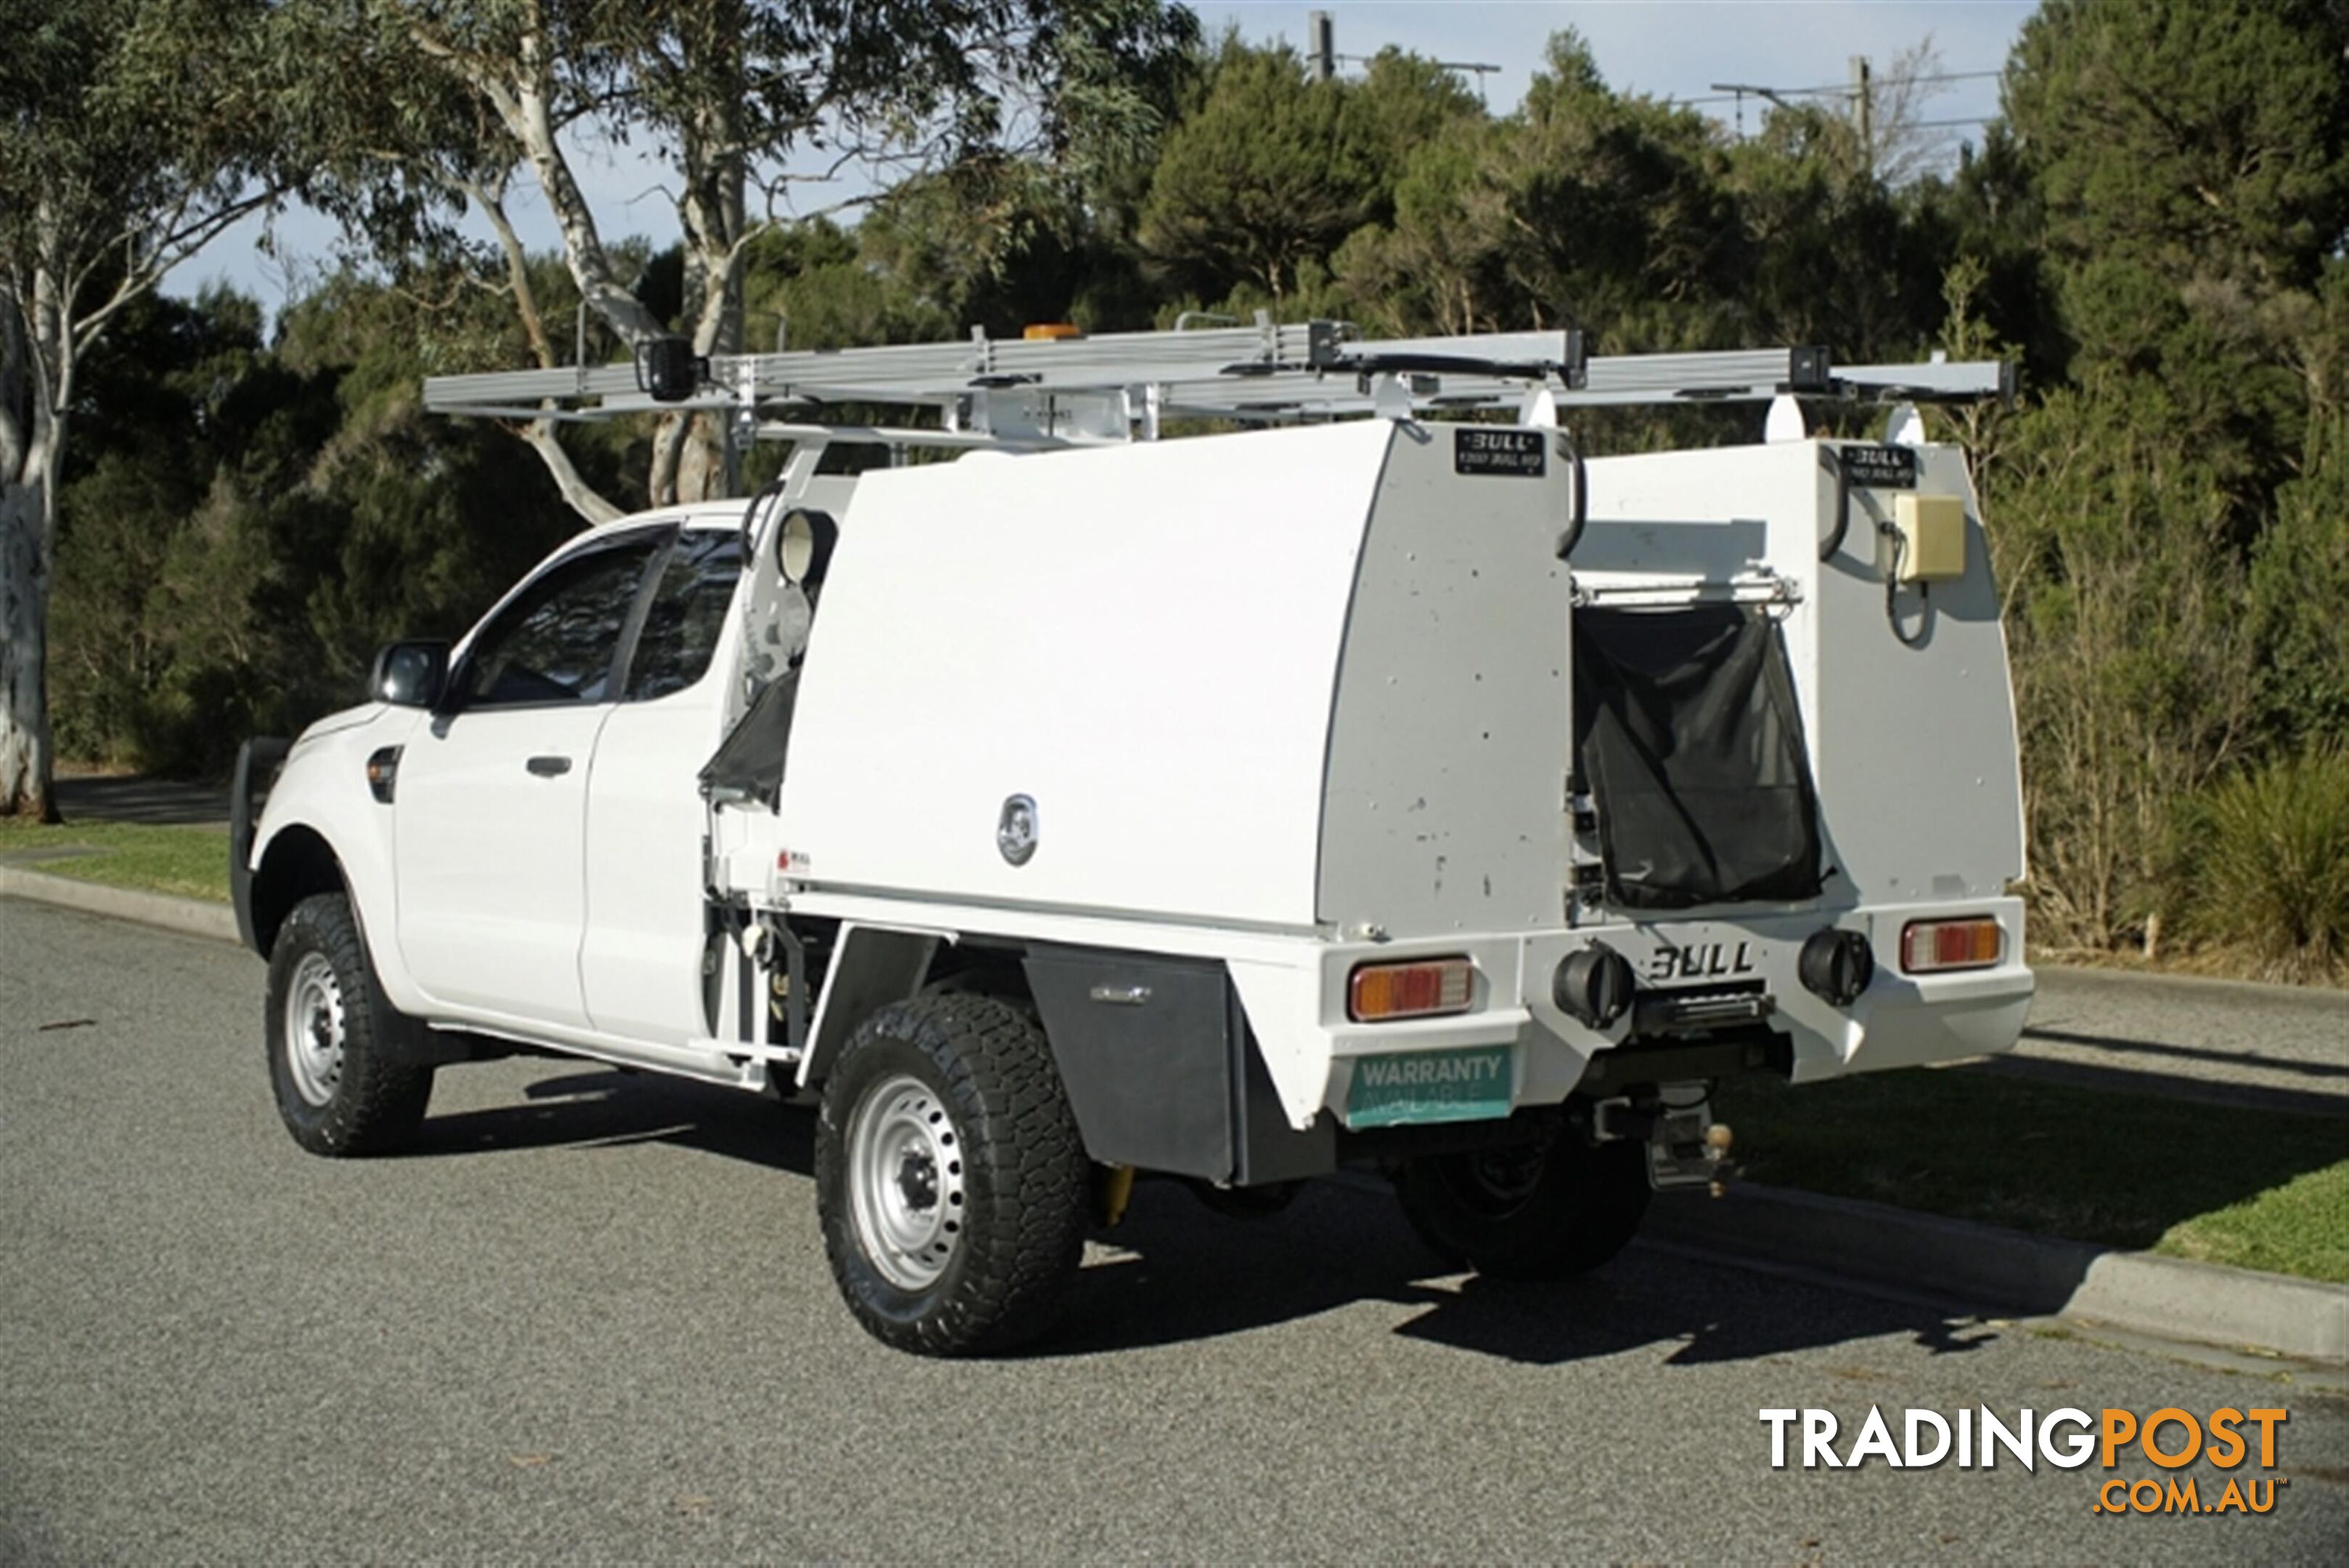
(283, 951, 346, 1108)
(846, 1074, 967, 1291)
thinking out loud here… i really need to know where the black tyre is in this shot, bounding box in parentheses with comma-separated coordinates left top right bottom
(815, 994, 1087, 1355)
(265, 891, 434, 1156)
(1397, 1131, 1650, 1281)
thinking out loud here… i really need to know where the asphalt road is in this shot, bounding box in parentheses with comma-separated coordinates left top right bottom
(3, 899, 2343, 1564)
(2015, 968, 2349, 1113)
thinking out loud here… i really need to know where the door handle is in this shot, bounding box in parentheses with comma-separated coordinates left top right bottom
(525, 755, 572, 777)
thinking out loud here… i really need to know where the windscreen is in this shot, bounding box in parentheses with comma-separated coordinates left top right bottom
(1573, 604, 1823, 911)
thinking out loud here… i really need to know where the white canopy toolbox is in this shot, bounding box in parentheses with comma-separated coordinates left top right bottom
(712, 412, 2029, 1134)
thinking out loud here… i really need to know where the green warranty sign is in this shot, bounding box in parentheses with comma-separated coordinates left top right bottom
(1345, 1046, 1514, 1129)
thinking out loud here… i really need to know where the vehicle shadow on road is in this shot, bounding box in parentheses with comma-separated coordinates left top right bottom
(1038, 1180, 2003, 1370)
(401, 1068, 817, 1173)
(395, 1069, 2005, 1371)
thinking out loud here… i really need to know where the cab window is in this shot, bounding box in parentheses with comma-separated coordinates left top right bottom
(626, 529, 747, 701)
(453, 537, 663, 709)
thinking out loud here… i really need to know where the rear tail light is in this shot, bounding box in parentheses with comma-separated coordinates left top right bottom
(1900, 918, 2003, 973)
(1348, 957, 1474, 1022)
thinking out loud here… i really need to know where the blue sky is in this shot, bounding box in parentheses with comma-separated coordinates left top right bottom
(1200, 1, 2030, 116)
(163, 1, 2036, 313)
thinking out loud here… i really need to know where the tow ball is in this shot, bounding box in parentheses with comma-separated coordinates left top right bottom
(1595, 1096, 1737, 1194)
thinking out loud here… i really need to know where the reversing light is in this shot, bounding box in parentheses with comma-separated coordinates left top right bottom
(1900, 917, 2002, 973)
(1349, 957, 1474, 1022)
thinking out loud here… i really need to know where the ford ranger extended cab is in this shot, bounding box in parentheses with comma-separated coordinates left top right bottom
(233, 322, 2033, 1354)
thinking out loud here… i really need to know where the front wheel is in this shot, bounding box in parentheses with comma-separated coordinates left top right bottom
(1397, 1131, 1650, 1281)
(814, 995, 1087, 1355)
(265, 892, 433, 1156)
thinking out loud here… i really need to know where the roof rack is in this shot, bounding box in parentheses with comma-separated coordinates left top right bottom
(421, 318, 2012, 451)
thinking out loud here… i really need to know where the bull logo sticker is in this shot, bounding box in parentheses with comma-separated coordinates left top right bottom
(1647, 942, 1760, 983)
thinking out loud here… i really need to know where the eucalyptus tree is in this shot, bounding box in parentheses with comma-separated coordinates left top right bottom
(1983, 0, 2349, 949)
(1326, 34, 1741, 351)
(1138, 41, 1474, 309)
(288, 0, 1196, 515)
(1, 0, 289, 818)
(2003, 0, 2348, 534)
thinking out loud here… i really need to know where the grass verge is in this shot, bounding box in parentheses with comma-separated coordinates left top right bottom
(1714, 1067, 2349, 1284)
(0, 816, 230, 903)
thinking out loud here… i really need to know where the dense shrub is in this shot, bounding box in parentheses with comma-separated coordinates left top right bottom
(2168, 748, 2349, 982)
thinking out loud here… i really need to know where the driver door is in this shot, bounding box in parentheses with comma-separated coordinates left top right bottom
(393, 530, 667, 1029)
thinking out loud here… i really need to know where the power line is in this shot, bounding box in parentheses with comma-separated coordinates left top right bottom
(1694, 58, 2006, 156)
(1301, 7, 2005, 134)
(1776, 68, 2001, 96)
(1679, 69, 2002, 109)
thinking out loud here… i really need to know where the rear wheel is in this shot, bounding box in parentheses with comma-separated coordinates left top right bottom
(814, 995, 1087, 1355)
(1397, 1131, 1649, 1281)
(266, 892, 433, 1156)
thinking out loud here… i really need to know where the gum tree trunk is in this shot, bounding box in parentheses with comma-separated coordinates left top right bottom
(428, 5, 749, 510)
(0, 279, 62, 822)
(0, 1, 293, 816)
(0, 473, 57, 822)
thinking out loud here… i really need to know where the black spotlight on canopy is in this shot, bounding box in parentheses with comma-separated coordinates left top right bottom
(1553, 942, 1635, 1030)
(1798, 927, 1874, 1008)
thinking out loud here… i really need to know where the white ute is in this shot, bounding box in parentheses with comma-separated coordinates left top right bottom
(233, 322, 2034, 1354)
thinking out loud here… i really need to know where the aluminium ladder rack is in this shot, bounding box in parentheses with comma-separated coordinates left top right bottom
(422, 319, 2013, 449)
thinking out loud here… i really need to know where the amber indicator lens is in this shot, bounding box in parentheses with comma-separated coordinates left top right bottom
(1348, 957, 1474, 1022)
(1899, 918, 2001, 973)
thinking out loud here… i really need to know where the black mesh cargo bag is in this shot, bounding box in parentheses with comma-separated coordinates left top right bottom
(1572, 603, 1823, 910)
(700, 666, 799, 803)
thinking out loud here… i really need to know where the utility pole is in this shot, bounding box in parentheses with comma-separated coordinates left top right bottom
(1304, 11, 1495, 100)
(1850, 54, 1874, 174)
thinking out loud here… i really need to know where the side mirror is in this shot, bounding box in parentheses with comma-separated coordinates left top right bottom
(369, 640, 450, 709)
